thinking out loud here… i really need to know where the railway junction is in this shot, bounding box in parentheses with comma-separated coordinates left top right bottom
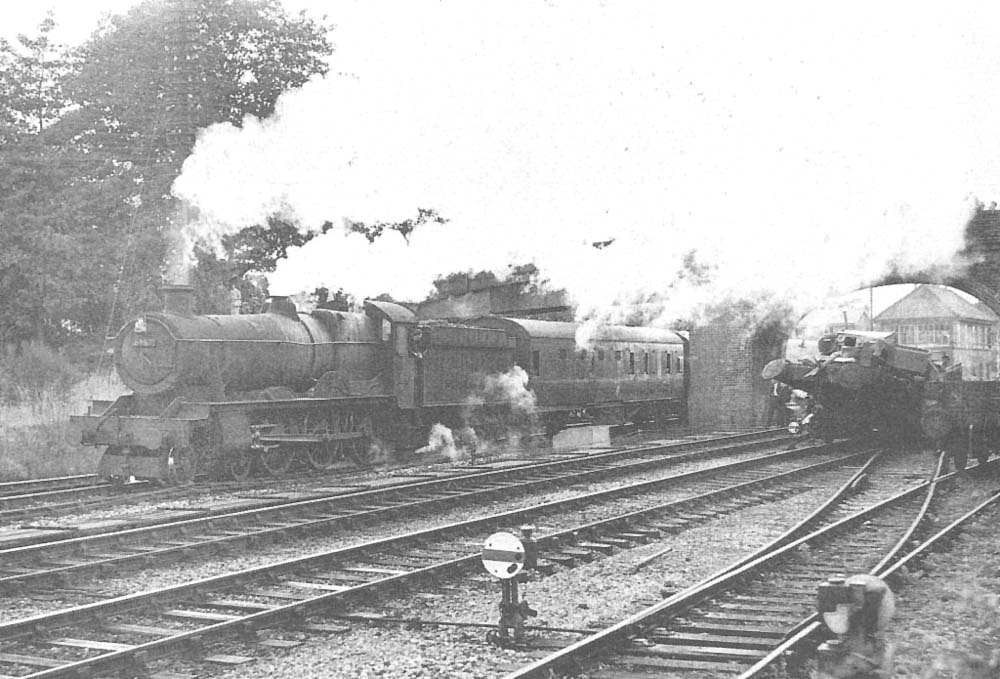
(0, 425, 996, 679)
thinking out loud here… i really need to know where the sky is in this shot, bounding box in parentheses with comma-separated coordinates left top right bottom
(8, 1, 1000, 326)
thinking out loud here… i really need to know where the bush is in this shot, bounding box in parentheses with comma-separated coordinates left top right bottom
(0, 354, 124, 480)
(0, 342, 83, 405)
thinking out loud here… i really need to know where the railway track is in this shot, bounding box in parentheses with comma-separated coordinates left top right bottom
(502, 455, 998, 678)
(0, 431, 785, 530)
(0, 474, 147, 517)
(737, 470, 1000, 678)
(0, 430, 799, 590)
(0, 462, 433, 524)
(0, 428, 711, 526)
(0, 475, 101, 498)
(0, 440, 868, 677)
(0, 482, 160, 523)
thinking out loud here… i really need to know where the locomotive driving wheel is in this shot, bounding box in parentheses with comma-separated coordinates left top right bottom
(333, 411, 374, 467)
(226, 453, 253, 482)
(258, 448, 293, 476)
(305, 445, 336, 471)
(296, 413, 336, 471)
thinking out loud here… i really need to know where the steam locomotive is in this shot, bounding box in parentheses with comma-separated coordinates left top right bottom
(762, 330, 932, 439)
(72, 285, 687, 483)
(764, 330, 1000, 465)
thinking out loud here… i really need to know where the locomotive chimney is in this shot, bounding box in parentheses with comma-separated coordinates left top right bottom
(162, 284, 195, 316)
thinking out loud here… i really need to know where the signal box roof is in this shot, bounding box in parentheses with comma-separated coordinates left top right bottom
(874, 284, 998, 323)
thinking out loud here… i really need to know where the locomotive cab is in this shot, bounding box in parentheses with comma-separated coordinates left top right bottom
(362, 299, 421, 409)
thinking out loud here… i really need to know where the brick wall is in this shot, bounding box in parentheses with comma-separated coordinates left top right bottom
(688, 319, 786, 432)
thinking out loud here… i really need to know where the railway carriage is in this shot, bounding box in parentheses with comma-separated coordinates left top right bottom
(469, 317, 688, 433)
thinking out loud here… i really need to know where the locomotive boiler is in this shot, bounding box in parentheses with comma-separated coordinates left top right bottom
(115, 285, 380, 396)
(765, 329, 1000, 467)
(762, 330, 933, 439)
(73, 286, 689, 484)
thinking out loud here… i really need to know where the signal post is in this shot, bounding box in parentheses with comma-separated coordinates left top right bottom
(482, 526, 538, 646)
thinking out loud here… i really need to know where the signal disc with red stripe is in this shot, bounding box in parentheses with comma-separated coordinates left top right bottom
(481, 531, 526, 579)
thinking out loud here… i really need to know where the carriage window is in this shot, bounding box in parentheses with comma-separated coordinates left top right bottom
(382, 319, 392, 342)
(532, 350, 540, 376)
(676, 355, 683, 373)
(615, 350, 622, 361)
(559, 349, 568, 360)
(628, 351, 635, 375)
(664, 351, 672, 374)
(643, 351, 649, 375)
(579, 350, 587, 360)
(598, 349, 605, 361)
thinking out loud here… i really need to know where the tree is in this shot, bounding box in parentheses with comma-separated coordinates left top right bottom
(64, 0, 332, 164)
(315, 287, 354, 311)
(346, 208, 449, 245)
(0, 1, 334, 351)
(0, 15, 81, 349)
(61, 0, 333, 318)
(0, 13, 74, 143)
(676, 249, 715, 286)
(225, 219, 335, 276)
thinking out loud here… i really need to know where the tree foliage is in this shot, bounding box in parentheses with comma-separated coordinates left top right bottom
(0, 1, 333, 351)
(224, 219, 336, 276)
(346, 208, 449, 245)
(64, 0, 331, 172)
(0, 13, 74, 143)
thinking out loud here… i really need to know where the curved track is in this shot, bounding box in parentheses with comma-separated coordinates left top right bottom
(0, 441, 865, 677)
(502, 455, 997, 678)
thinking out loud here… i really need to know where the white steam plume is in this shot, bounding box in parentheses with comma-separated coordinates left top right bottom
(171, 2, 999, 321)
(416, 422, 466, 460)
(480, 366, 537, 416)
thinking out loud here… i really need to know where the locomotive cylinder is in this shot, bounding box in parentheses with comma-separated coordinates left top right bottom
(114, 286, 368, 395)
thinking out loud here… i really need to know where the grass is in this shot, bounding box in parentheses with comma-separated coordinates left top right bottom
(0, 369, 125, 481)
